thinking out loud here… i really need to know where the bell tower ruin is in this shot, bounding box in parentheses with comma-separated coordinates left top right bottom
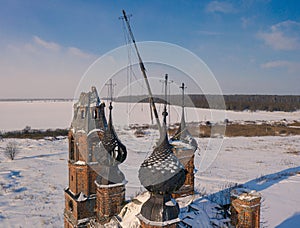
(64, 87, 127, 227)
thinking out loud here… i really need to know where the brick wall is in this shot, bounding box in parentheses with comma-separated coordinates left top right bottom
(172, 148, 195, 198)
(64, 190, 96, 227)
(76, 133, 88, 162)
(88, 166, 98, 195)
(184, 154, 195, 187)
(230, 188, 261, 228)
(95, 183, 125, 224)
(69, 163, 89, 196)
(64, 216, 74, 228)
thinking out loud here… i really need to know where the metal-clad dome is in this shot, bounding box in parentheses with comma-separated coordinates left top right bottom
(138, 132, 185, 223)
(139, 194, 180, 222)
(102, 103, 127, 164)
(139, 135, 186, 194)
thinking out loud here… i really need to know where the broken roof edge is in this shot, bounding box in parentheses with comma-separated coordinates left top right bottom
(94, 179, 128, 188)
(87, 128, 104, 137)
(136, 213, 180, 226)
(74, 86, 101, 108)
(231, 188, 261, 201)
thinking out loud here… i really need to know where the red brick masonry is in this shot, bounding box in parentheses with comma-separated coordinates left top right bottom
(231, 188, 261, 228)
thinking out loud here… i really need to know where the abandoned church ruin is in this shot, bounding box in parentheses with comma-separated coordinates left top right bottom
(63, 86, 262, 228)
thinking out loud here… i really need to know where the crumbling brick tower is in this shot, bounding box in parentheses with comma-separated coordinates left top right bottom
(64, 87, 127, 227)
(230, 188, 262, 228)
(64, 87, 108, 228)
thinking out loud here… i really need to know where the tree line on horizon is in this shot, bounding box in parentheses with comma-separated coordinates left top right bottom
(116, 94, 300, 112)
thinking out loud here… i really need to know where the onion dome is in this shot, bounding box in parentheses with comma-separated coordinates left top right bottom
(138, 134, 186, 194)
(139, 193, 180, 223)
(94, 102, 127, 185)
(102, 102, 127, 164)
(138, 128, 185, 223)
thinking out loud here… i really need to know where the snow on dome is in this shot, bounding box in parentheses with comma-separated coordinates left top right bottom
(139, 136, 185, 193)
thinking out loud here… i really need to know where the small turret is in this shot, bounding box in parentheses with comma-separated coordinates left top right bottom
(94, 82, 127, 224)
(170, 83, 198, 198)
(171, 83, 197, 150)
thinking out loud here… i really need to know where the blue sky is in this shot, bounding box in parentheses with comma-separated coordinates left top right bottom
(0, 0, 300, 98)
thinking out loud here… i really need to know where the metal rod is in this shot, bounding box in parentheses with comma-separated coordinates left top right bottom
(161, 77, 173, 127)
(180, 83, 186, 124)
(105, 79, 116, 103)
(163, 74, 168, 125)
(122, 10, 162, 135)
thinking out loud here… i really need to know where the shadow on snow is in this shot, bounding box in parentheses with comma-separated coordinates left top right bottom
(206, 166, 300, 206)
(276, 212, 300, 228)
(16, 152, 66, 160)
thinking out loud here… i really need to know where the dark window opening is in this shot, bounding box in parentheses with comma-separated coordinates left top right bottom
(70, 137, 75, 160)
(81, 110, 85, 119)
(69, 200, 73, 211)
(75, 144, 79, 161)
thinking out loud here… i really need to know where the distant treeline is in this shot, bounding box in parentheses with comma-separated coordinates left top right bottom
(1, 127, 68, 139)
(0, 98, 74, 102)
(116, 94, 300, 112)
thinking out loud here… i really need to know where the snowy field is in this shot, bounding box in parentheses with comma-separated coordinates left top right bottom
(1, 101, 300, 131)
(0, 101, 300, 227)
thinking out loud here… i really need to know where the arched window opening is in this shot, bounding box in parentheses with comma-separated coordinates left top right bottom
(75, 143, 79, 161)
(69, 200, 73, 212)
(81, 110, 85, 119)
(70, 136, 75, 160)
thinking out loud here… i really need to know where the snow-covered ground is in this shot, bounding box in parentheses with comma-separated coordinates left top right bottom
(0, 133, 299, 227)
(0, 101, 300, 227)
(0, 138, 68, 227)
(195, 136, 300, 227)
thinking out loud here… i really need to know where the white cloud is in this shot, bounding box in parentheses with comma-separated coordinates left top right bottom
(261, 60, 300, 73)
(68, 47, 94, 59)
(33, 36, 61, 51)
(0, 36, 97, 98)
(206, 1, 236, 13)
(257, 20, 300, 50)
